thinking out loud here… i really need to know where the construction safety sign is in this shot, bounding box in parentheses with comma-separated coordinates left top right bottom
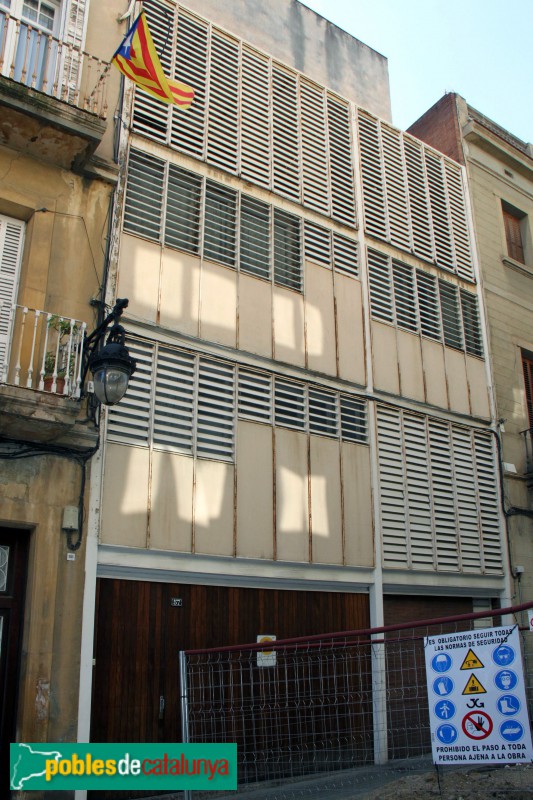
(424, 625, 533, 764)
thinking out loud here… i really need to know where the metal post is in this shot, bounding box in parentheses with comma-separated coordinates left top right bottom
(179, 650, 191, 800)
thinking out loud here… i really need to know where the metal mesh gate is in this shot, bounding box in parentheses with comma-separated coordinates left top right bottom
(179, 601, 533, 798)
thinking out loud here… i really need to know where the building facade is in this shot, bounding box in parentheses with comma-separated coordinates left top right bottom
(79, 0, 512, 760)
(409, 91, 533, 650)
(0, 0, 121, 789)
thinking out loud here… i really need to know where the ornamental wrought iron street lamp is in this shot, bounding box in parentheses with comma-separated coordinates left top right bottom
(82, 298, 136, 406)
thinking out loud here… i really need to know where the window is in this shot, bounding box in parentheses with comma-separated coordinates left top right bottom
(203, 182, 237, 266)
(522, 354, 533, 429)
(502, 202, 526, 264)
(273, 210, 302, 291)
(240, 196, 270, 280)
(0, 214, 25, 380)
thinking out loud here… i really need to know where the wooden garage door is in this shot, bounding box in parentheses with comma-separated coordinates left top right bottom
(91, 579, 369, 748)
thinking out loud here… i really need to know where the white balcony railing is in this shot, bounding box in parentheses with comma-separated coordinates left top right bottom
(0, 9, 109, 118)
(0, 304, 87, 398)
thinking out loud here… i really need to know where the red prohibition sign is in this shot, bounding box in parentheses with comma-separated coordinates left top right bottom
(462, 711, 493, 739)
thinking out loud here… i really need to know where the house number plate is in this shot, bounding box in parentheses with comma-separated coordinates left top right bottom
(170, 597, 183, 607)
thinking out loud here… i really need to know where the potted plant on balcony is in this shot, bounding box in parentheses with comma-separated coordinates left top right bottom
(43, 315, 79, 394)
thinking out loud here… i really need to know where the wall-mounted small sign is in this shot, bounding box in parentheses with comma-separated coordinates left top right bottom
(257, 635, 276, 667)
(170, 597, 183, 607)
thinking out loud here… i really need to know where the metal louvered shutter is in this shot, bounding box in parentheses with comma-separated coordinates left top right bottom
(403, 412, 434, 569)
(439, 280, 463, 350)
(425, 151, 454, 271)
(445, 162, 474, 282)
(171, 10, 208, 157)
(333, 234, 358, 278)
(197, 358, 235, 460)
(132, 0, 171, 142)
(238, 369, 272, 423)
(207, 31, 239, 173)
(304, 222, 331, 266)
(165, 165, 202, 253)
(123, 150, 165, 242)
(367, 248, 393, 323)
(300, 80, 329, 214)
(240, 196, 271, 280)
(203, 181, 237, 266)
(382, 124, 411, 252)
(272, 65, 300, 202)
(328, 96, 356, 226)
(241, 47, 271, 187)
(428, 418, 459, 570)
(460, 290, 483, 358)
(107, 340, 154, 445)
(358, 111, 387, 239)
(275, 379, 306, 430)
(474, 432, 502, 573)
(416, 270, 441, 341)
(153, 348, 195, 453)
(273, 209, 302, 291)
(392, 260, 417, 332)
(377, 405, 409, 567)
(308, 388, 338, 437)
(0, 216, 24, 378)
(404, 137, 434, 262)
(452, 426, 482, 572)
(340, 396, 367, 443)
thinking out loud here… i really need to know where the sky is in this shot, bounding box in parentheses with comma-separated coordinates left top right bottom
(302, 0, 533, 143)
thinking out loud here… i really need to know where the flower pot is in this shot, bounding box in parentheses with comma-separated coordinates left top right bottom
(43, 376, 66, 394)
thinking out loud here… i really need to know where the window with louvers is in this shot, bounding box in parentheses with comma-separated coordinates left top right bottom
(134, 0, 357, 223)
(522, 354, 533, 429)
(123, 148, 360, 290)
(367, 248, 483, 357)
(377, 405, 502, 573)
(237, 369, 367, 443)
(108, 340, 235, 461)
(358, 110, 474, 280)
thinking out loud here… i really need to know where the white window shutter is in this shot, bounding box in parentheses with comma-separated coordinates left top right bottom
(445, 161, 475, 282)
(382, 124, 411, 252)
(404, 137, 434, 262)
(272, 65, 300, 202)
(377, 405, 409, 567)
(170, 10, 208, 157)
(327, 95, 356, 227)
(241, 47, 271, 187)
(428, 419, 459, 570)
(107, 340, 155, 445)
(207, 31, 239, 173)
(132, 0, 171, 143)
(0, 216, 25, 380)
(358, 111, 387, 240)
(300, 79, 329, 214)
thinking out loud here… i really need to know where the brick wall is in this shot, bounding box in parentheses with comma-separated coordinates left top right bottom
(408, 93, 465, 164)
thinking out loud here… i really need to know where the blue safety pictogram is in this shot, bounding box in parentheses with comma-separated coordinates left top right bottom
(433, 676, 454, 697)
(431, 653, 452, 673)
(492, 644, 515, 667)
(434, 700, 456, 720)
(496, 694, 520, 716)
(494, 669, 518, 692)
(436, 724, 458, 744)
(499, 720, 524, 743)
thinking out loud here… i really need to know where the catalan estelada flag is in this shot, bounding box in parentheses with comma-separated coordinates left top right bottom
(112, 12, 194, 108)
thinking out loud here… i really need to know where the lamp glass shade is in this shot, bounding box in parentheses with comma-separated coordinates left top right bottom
(92, 365, 130, 405)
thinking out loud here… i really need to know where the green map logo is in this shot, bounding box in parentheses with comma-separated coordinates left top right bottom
(10, 742, 237, 790)
(11, 743, 63, 790)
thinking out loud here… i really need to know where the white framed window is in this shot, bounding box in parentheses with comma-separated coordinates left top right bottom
(0, 214, 25, 381)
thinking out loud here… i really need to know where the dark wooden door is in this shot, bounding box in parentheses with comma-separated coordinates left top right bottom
(0, 528, 29, 796)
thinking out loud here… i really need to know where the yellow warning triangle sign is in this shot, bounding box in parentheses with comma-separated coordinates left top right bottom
(462, 673, 487, 695)
(460, 648, 484, 670)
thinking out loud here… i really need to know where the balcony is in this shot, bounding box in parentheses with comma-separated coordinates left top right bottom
(0, 304, 97, 447)
(0, 8, 109, 169)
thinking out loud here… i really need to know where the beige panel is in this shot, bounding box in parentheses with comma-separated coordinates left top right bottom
(336, 275, 366, 385)
(422, 338, 448, 409)
(397, 329, 425, 402)
(310, 437, 342, 565)
(371, 322, 399, 395)
(445, 348, 470, 415)
(466, 356, 491, 419)
(305, 262, 336, 375)
(160, 249, 200, 336)
(117, 234, 160, 324)
(275, 427, 309, 562)
(342, 443, 374, 567)
(200, 261, 237, 346)
(237, 422, 274, 559)
(273, 286, 306, 367)
(101, 444, 149, 547)
(150, 451, 193, 552)
(194, 459, 234, 556)
(238, 272, 272, 357)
